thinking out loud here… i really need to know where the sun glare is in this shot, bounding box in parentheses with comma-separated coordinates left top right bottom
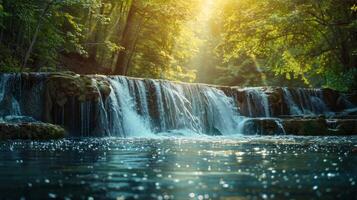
(200, 0, 215, 20)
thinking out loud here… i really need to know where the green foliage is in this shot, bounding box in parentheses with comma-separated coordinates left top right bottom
(0, 45, 22, 72)
(213, 0, 357, 91)
(123, 0, 200, 81)
(0, 0, 200, 79)
(0, 0, 90, 71)
(0, 0, 355, 91)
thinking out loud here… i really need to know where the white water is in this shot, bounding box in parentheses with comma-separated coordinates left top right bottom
(0, 74, 22, 118)
(282, 88, 303, 115)
(0, 74, 353, 137)
(283, 87, 330, 116)
(236, 117, 286, 135)
(237, 87, 271, 117)
(103, 78, 243, 137)
(106, 77, 153, 137)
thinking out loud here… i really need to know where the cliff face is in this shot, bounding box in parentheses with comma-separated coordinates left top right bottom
(0, 72, 356, 138)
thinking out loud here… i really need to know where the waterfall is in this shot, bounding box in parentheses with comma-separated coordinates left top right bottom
(282, 88, 303, 115)
(236, 88, 270, 117)
(0, 73, 355, 137)
(282, 88, 330, 116)
(105, 77, 153, 137)
(102, 78, 243, 137)
(80, 101, 91, 136)
(0, 74, 22, 118)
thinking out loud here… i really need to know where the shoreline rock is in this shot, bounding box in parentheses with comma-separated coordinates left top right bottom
(0, 122, 65, 140)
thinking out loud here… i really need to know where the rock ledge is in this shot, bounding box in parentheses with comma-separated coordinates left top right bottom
(0, 123, 65, 140)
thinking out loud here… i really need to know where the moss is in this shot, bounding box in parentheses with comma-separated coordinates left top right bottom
(0, 123, 66, 140)
(45, 72, 111, 104)
(43, 72, 111, 122)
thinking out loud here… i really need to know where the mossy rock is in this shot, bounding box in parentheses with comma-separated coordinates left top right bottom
(45, 72, 111, 105)
(43, 72, 112, 122)
(0, 123, 66, 140)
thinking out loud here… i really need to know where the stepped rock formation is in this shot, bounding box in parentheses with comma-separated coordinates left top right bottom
(0, 72, 356, 138)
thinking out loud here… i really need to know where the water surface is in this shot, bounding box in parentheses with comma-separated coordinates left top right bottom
(0, 136, 357, 200)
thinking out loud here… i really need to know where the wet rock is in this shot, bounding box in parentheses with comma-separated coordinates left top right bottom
(348, 91, 357, 103)
(0, 122, 65, 140)
(322, 88, 340, 111)
(283, 118, 357, 136)
(216, 86, 236, 96)
(241, 118, 284, 135)
(92, 75, 112, 99)
(20, 72, 47, 89)
(283, 118, 328, 136)
(2, 115, 37, 123)
(333, 108, 357, 118)
(265, 87, 287, 116)
(322, 88, 357, 112)
(43, 72, 111, 122)
(45, 72, 111, 103)
(234, 88, 270, 117)
(245, 117, 357, 136)
(233, 88, 246, 103)
(332, 119, 357, 136)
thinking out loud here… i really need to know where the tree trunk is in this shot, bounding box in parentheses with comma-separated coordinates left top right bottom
(88, 2, 105, 62)
(113, 0, 138, 75)
(21, 1, 53, 71)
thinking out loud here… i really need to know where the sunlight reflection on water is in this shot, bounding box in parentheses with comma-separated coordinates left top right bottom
(0, 136, 357, 200)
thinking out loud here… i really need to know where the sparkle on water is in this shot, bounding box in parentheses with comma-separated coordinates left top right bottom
(1, 136, 357, 200)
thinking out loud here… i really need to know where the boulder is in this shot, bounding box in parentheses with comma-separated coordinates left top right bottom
(0, 122, 65, 140)
(331, 119, 357, 136)
(43, 72, 111, 122)
(46, 72, 111, 103)
(283, 118, 328, 136)
(265, 87, 287, 116)
(240, 118, 284, 135)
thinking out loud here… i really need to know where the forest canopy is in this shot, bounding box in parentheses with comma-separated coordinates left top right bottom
(0, 0, 356, 91)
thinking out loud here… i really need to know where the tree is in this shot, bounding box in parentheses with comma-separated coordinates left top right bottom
(215, 0, 357, 91)
(113, 0, 200, 79)
(113, 0, 139, 75)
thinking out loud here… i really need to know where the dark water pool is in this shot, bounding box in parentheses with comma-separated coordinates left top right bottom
(0, 136, 357, 200)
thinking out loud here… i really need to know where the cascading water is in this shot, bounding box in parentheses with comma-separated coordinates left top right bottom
(106, 77, 153, 137)
(0, 73, 355, 137)
(0, 74, 22, 118)
(233, 87, 284, 134)
(282, 87, 330, 115)
(236, 87, 271, 117)
(282, 88, 303, 115)
(103, 77, 243, 136)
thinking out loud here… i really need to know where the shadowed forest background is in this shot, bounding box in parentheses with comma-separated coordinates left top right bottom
(0, 0, 356, 91)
